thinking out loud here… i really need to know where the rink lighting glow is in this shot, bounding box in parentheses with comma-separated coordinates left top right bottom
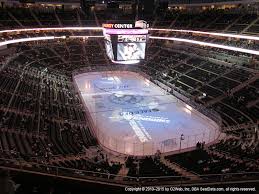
(85, 82, 91, 90)
(144, 78, 150, 86)
(0, 36, 103, 47)
(114, 91, 124, 97)
(111, 60, 140, 64)
(162, 73, 167, 77)
(0, 36, 55, 47)
(1, 29, 258, 56)
(0, 27, 103, 34)
(184, 108, 192, 114)
(69, 35, 104, 38)
(149, 28, 259, 41)
(2, 27, 258, 41)
(186, 104, 193, 111)
(183, 108, 192, 115)
(150, 36, 259, 56)
(184, 104, 193, 114)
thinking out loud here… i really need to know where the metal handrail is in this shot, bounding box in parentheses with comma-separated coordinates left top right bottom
(0, 156, 258, 186)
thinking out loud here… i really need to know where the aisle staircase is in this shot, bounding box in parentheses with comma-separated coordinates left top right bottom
(114, 165, 129, 181)
(160, 155, 201, 181)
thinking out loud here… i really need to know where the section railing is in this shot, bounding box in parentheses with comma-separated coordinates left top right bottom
(0, 157, 258, 187)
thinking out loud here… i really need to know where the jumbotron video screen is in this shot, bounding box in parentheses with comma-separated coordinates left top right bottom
(103, 21, 149, 63)
(117, 35, 146, 61)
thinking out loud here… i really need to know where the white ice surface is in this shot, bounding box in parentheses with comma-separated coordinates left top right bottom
(74, 71, 220, 155)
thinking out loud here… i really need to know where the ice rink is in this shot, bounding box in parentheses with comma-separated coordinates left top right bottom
(74, 71, 220, 156)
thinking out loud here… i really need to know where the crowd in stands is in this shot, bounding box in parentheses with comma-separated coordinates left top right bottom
(125, 155, 184, 181)
(165, 143, 258, 176)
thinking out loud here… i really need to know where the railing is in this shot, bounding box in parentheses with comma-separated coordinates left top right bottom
(72, 64, 222, 156)
(0, 157, 258, 187)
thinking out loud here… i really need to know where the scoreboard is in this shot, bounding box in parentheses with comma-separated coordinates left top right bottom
(117, 34, 146, 61)
(103, 21, 149, 64)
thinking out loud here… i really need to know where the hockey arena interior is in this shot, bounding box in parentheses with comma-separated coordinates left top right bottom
(0, 0, 259, 193)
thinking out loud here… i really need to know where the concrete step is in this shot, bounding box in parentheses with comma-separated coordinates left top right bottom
(160, 156, 201, 181)
(114, 165, 129, 181)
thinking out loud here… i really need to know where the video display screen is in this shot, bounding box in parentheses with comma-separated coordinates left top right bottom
(117, 42, 146, 61)
(103, 31, 148, 62)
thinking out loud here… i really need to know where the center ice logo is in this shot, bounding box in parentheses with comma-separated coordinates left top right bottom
(109, 93, 144, 105)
